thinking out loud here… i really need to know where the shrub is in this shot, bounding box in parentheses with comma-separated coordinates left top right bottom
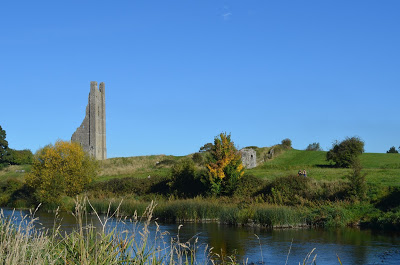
(326, 136, 364, 168)
(89, 175, 170, 196)
(26, 141, 98, 204)
(347, 159, 367, 200)
(169, 158, 206, 198)
(191, 152, 203, 165)
(233, 175, 266, 199)
(261, 175, 318, 205)
(375, 187, 400, 211)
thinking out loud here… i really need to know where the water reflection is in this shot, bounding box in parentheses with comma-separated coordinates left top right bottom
(2, 208, 400, 265)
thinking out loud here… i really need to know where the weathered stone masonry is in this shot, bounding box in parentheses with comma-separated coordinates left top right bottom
(240, 148, 257, 169)
(71, 81, 107, 160)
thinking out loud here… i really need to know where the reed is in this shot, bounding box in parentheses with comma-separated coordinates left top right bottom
(0, 198, 344, 264)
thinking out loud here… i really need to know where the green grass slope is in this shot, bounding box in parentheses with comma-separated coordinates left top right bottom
(246, 149, 400, 186)
(1, 149, 399, 187)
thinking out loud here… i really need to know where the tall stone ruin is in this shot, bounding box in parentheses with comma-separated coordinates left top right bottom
(71, 81, 107, 160)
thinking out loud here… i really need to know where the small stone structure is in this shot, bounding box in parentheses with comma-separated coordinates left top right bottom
(71, 81, 107, 160)
(240, 148, 257, 169)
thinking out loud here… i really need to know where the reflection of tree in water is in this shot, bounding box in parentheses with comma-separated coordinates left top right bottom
(204, 224, 258, 259)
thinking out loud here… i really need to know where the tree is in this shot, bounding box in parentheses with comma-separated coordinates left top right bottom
(26, 140, 98, 204)
(306, 142, 322, 151)
(281, 138, 292, 149)
(206, 133, 244, 195)
(326, 136, 364, 168)
(386, 146, 399, 154)
(199, 143, 213, 153)
(8, 149, 33, 165)
(0, 125, 10, 166)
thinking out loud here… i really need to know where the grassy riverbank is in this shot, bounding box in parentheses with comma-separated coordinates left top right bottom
(0, 198, 342, 265)
(1, 148, 400, 229)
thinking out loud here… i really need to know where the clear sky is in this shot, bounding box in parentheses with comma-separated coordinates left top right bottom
(1, 1, 399, 158)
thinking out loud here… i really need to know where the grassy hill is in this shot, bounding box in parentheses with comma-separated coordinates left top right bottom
(246, 149, 400, 186)
(1, 148, 399, 187)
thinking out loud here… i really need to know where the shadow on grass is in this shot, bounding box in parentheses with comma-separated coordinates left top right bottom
(375, 187, 400, 211)
(315, 164, 337, 168)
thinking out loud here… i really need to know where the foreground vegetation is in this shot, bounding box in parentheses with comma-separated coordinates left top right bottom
(0, 198, 342, 265)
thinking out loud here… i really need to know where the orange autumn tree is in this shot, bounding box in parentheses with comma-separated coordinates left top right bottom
(206, 133, 244, 195)
(26, 140, 98, 204)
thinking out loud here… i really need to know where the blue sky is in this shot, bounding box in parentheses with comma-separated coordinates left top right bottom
(1, 1, 399, 158)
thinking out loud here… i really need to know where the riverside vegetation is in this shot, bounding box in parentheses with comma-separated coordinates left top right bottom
(0, 137, 400, 231)
(0, 197, 342, 265)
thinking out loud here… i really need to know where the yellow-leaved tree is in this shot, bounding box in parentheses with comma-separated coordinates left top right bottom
(206, 133, 244, 195)
(26, 140, 98, 204)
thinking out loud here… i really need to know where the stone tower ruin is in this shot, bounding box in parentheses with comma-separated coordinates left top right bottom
(71, 81, 107, 160)
(240, 148, 257, 169)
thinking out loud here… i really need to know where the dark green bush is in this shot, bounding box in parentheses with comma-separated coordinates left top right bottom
(169, 158, 206, 198)
(0, 179, 33, 207)
(89, 175, 170, 196)
(347, 159, 367, 200)
(375, 186, 400, 211)
(318, 181, 349, 201)
(369, 210, 400, 230)
(191, 152, 203, 165)
(261, 175, 317, 205)
(233, 175, 266, 198)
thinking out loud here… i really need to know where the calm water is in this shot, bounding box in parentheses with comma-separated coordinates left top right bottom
(2, 208, 400, 265)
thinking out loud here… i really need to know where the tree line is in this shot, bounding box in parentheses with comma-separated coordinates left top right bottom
(0, 126, 33, 168)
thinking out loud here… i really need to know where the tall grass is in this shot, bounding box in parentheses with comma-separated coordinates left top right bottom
(0, 198, 349, 264)
(0, 198, 212, 264)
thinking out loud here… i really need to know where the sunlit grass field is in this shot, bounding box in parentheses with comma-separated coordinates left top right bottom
(1, 149, 399, 187)
(96, 149, 400, 187)
(246, 150, 400, 186)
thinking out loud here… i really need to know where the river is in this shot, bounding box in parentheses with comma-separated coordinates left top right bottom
(2, 208, 400, 264)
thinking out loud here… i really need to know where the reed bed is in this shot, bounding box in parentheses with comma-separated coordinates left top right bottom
(0, 198, 229, 265)
(86, 198, 309, 228)
(0, 198, 345, 264)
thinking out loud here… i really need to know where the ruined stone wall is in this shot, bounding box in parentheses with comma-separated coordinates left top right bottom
(240, 148, 257, 169)
(71, 81, 107, 160)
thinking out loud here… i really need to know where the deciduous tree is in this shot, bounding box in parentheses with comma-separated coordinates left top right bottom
(281, 138, 292, 149)
(206, 133, 244, 195)
(326, 137, 364, 168)
(26, 140, 98, 204)
(306, 142, 322, 151)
